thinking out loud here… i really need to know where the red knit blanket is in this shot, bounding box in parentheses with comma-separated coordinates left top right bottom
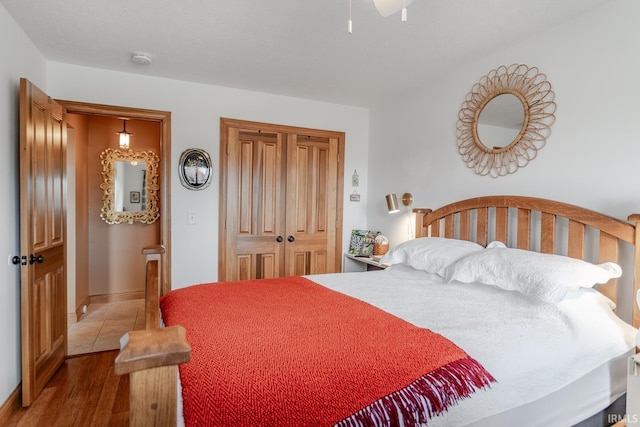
(160, 276, 494, 427)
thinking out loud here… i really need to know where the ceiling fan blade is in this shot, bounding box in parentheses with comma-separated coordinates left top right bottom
(373, 0, 415, 17)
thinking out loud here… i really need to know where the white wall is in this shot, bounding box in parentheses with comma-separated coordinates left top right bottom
(367, 0, 640, 247)
(46, 64, 370, 289)
(0, 2, 47, 408)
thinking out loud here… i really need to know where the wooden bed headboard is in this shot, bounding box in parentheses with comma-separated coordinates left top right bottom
(413, 195, 640, 327)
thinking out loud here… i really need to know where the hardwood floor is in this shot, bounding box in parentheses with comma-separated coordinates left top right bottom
(6, 350, 128, 426)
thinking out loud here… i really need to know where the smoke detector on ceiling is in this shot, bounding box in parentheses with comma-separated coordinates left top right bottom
(131, 52, 152, 65)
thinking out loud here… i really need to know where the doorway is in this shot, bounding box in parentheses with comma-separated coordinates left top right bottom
(58, 101, 171, 354)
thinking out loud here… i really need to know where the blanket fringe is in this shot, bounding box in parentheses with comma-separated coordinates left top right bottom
(336, 356, 495, 427)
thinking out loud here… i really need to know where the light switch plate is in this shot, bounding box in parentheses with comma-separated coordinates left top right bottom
(187, 211, 197, 225)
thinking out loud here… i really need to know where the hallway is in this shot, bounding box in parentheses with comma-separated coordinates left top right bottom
(67, 298, 145, 356)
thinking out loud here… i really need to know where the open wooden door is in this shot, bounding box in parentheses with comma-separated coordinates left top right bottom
(19, 78, 67, 406)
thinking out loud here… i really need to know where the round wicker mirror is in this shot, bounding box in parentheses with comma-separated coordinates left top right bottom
(456, 64, 556, 178)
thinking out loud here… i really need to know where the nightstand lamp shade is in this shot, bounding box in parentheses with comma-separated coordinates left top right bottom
(386, 192, 413, 214)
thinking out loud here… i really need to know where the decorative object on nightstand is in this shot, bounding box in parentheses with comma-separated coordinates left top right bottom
(373, 234, 389, 256)
(348, 230, 380, 256)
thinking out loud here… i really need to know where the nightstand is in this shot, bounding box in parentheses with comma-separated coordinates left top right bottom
(343, 253, 389, 272)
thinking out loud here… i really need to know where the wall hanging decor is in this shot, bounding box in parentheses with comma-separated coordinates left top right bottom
(178, 148, 213, 190)
(456, 64, 556, 178)
(100, 148, 160, 224)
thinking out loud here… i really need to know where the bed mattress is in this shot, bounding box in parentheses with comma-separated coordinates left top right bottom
(172, 264, 636, 426)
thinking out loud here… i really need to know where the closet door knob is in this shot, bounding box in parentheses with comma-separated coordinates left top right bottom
(276, 236, 284, 243)
(287, 235, 295, 242)
(29, 254, 44, 264)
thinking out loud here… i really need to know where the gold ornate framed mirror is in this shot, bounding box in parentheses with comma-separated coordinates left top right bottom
(456, 64, 556, 178)
(100, 148, 160, 224)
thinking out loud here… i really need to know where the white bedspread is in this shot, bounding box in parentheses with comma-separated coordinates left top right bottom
(307, 265, 637, 426)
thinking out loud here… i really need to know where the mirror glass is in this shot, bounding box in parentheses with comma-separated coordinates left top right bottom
(114, 161, 147, 213)
(477, 94, 524, 150)
(100, 149, 160, 224)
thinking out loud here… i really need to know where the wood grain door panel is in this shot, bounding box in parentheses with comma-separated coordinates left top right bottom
(222, 128, 286, 281)
(220, 119, 344, 282)
(20, 78, 67, 406)
(285, 134, 338, 276)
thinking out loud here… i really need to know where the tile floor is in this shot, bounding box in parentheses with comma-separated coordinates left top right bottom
(67, 298, 146, 356)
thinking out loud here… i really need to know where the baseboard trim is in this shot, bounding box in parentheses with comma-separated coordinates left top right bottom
(89, 291, 144, 304)
(0, 384, 21, 425)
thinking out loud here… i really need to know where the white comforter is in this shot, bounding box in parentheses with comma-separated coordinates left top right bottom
(307, 264, 637, 427)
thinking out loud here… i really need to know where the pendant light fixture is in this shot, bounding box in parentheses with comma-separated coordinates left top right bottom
(117, 119, 132, 149)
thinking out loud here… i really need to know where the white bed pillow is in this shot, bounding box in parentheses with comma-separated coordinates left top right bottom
(443, 246, 622, 302)
(379, 237, 483, 276)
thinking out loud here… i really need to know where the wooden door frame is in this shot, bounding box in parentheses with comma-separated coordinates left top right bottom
(57, 100, 172, 295)
(219, 117, 345, 280)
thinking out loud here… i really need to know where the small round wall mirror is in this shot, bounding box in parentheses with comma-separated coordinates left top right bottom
(456, 64, 556, 177)
(178, 148, 213, 190)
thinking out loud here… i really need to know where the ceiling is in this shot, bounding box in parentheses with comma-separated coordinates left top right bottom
(2, 0, 610, 107)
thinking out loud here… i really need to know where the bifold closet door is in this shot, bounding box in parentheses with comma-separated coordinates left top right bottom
(219, 119, 344, 282)
(284, 133, 340, 276)
(222, 127, 286, 281)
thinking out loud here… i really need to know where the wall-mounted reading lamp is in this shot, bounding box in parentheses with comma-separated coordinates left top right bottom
(386, 192, 413, 213)
(386, 192, 415, 239)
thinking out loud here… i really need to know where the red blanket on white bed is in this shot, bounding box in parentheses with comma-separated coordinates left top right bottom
(160, 276, 494, 427)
